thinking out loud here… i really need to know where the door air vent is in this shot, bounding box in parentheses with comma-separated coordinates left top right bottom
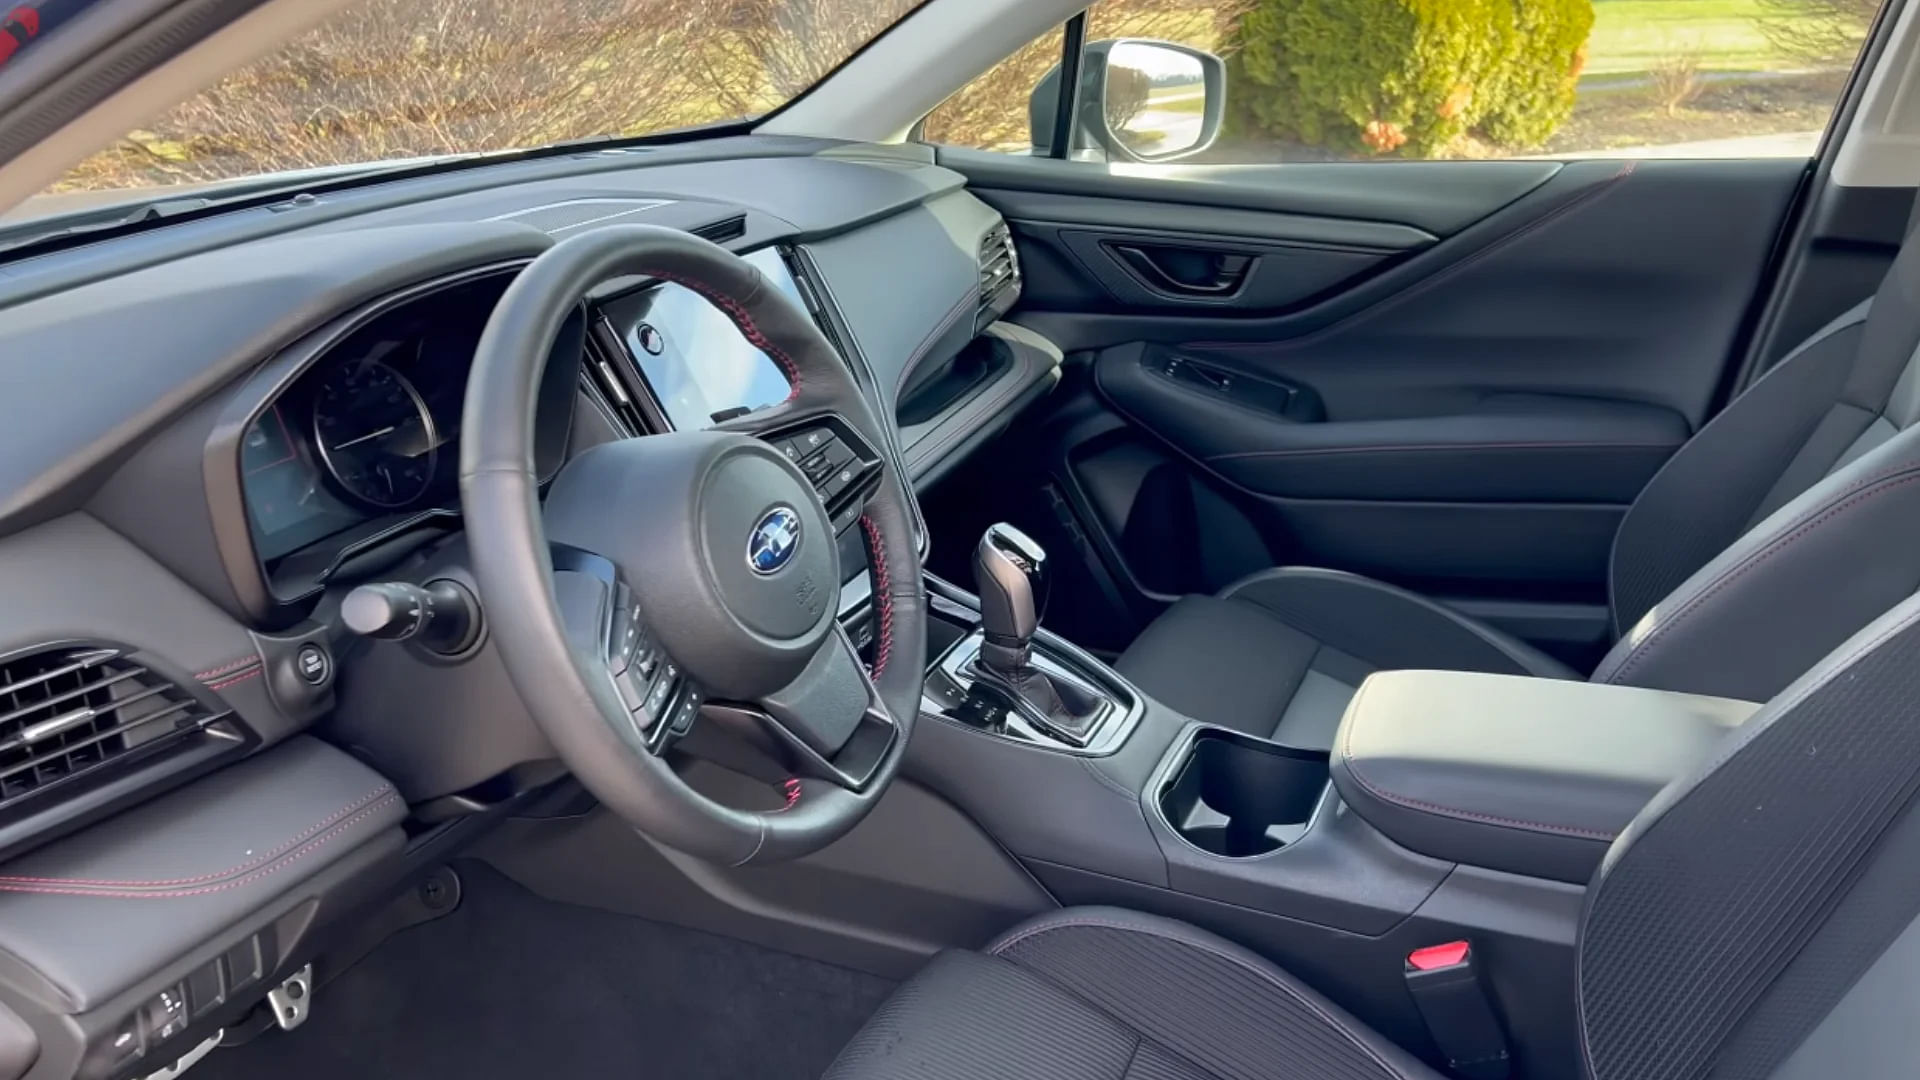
(977, 223, 1021, 329)
(0, 647, 231, 811)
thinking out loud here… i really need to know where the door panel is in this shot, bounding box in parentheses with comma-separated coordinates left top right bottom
(931, 150, 1811, 660)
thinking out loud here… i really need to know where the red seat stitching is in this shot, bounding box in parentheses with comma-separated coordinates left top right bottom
(1605, 467, 1920, 684)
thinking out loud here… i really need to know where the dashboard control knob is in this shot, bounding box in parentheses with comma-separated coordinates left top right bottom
(342, 580, 479, 654)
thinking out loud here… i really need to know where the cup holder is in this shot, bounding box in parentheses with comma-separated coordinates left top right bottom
(1158, 729, 1329, 858)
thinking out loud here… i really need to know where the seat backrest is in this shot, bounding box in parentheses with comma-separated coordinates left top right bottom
(1592, 214, 1920, 700)
(1578, 592, 1920, 1079)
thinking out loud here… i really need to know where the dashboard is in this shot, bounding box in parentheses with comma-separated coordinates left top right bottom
(0, 137, 1055, 1080)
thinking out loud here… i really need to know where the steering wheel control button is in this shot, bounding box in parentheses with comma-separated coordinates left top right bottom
(295, 643, 331, 686)
(747, 505, 803, 575)
(671, 691, 703, 734)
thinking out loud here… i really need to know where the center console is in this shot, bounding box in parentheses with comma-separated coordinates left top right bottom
(909, 529, 1762, 1080)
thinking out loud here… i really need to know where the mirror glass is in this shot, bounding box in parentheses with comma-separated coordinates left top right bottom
(1104, 42, 1207, 159)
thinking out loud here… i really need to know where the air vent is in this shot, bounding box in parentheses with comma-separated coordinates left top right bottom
(584, 337, 648, 436)
(978, 224, 1021, 327)
(691, 214, 747, 245)
(0, 647, 227, 810)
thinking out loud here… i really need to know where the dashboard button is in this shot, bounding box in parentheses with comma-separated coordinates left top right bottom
(795, 428, 831, 455)
(295, 643, 331, 686)
(772, 437, 804, 462)
(141, 984, 190, 1044)
(104, 1016, 143, 1067)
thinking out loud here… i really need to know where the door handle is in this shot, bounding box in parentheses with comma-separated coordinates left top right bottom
(1110, 244, 1254, 297)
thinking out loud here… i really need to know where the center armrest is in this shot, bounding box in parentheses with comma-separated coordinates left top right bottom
(1330, 670, 1757, 883)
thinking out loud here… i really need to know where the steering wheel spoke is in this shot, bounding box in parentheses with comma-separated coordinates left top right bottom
(696, 627, 898, 792)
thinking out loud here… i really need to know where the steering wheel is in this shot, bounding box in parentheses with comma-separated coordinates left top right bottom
(459, 225, 926, 865)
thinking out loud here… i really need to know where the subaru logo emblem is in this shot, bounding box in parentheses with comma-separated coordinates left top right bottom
(747, 506, 802, 576)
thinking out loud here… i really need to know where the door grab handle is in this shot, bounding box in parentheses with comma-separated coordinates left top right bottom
(1110, 244, 1253, 296)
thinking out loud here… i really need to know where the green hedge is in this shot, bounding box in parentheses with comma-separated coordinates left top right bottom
(1227, 0, 1594, 157)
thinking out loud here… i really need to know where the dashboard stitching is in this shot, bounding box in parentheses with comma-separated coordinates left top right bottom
(647, 271, 802, 402)
(0, 785, 398, 888)
(0, 792, 402, 898)
(860, 514, 892, 679)
(193, 657, 259, 681)
(207, 667, 263, 692)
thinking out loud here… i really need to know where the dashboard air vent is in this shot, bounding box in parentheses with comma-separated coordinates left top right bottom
(978, 224, 1021, 325)
(691, 214, 747, 245)
(0, 647, 226, 810)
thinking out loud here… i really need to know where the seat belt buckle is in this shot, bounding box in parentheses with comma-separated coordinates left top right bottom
(1404, 941, 1510, 1080)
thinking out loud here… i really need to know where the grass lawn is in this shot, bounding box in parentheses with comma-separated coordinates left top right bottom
(1584, 0, 1799, 79)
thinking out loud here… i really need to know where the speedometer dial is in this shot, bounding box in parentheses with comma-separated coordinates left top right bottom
(312, 358, 438, 509)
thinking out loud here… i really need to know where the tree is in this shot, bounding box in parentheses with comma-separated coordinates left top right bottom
(1755, 0, 1881, 66)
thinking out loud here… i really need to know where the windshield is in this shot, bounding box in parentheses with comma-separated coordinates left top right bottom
(5, 0, 922, 226)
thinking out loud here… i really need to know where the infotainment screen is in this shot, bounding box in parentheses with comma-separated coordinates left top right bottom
(602, 247, 809, 430)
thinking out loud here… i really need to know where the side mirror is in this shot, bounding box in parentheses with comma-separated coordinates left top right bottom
(1029, 39, 1225, 162)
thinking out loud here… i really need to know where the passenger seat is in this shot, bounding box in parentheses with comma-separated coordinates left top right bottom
(1118, 222, 1920, 747)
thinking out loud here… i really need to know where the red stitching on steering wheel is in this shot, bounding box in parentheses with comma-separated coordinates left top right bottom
(648, 270, 802, 401)
(860, 514, 893, 679)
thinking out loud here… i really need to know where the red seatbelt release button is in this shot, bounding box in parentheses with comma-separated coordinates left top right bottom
(1404, 940, 1509, 1080)
(1407, 940, 1472, 972)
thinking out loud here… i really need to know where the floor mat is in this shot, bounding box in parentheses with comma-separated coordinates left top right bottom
(195, 861, 894, 1080)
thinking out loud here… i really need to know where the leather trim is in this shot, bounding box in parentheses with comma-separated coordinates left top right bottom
(0, 737, 405, 1009)
(1331, 670, 1752, 883)
(1338, 679, 1616, 842)
(0, 785, 399, 896)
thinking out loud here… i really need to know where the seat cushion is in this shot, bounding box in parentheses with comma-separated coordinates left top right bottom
(1117, 568, 1574, 747)
(825, 907, 1441, 1080)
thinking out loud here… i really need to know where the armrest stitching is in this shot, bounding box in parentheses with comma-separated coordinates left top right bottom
(1340, 692, 1618, 841)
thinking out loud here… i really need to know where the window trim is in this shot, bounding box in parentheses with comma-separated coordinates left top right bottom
(1046, 11, 1090, 159)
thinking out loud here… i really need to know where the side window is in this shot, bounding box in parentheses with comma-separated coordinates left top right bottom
(921, 25, 1067, 151)
(925, 0, 1883, 162)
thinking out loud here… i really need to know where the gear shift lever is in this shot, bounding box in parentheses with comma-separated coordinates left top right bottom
(969, 524, 1106, 745)
(974, 523, 1048, 673)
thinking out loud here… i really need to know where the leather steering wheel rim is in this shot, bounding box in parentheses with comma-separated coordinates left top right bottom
(460, 224, 926, 865)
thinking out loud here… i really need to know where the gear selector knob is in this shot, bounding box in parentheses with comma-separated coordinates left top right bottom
(974, 523, 1047, 672)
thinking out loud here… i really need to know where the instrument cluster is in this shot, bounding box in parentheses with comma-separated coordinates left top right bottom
(241, 272, 580, 567)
